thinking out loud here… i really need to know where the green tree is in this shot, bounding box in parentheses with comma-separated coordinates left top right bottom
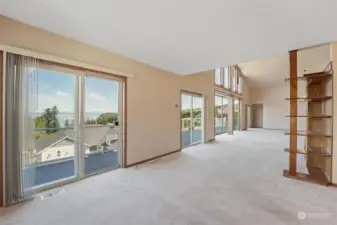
(64, 119, 70, 128)
(35, 116, 45, 129)
(34, 115, 46, 139)
(96, 113, 118, 125)
(85, 119, 97, 125)
(42, 105, 60, 134)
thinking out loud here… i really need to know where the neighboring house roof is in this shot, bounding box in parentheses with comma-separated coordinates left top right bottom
(35, 125, 119, 153)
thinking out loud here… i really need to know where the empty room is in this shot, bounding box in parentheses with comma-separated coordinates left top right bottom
(1, 0, 337, 224)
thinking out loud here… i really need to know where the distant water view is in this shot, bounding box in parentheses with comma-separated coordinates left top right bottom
(34, 112, 116, 127)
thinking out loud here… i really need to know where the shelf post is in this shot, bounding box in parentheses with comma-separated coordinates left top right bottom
(289, 50, 298, 176)
(331, 42, 337, 184)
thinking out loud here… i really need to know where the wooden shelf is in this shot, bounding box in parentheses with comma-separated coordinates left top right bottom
(285, 96, 332, 102)
(285, 115, 332, 119)
(283, 170, 331, 186)
(285, 72, 332, 82)
(284, 132, 332, 138)
(284, 60, 333, 187)
(284, 148, 332, 157)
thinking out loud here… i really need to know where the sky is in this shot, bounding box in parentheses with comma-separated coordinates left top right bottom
(36, 69, 118, 114)
(181, 93, 202, 110)
(36, 69, 202, 115)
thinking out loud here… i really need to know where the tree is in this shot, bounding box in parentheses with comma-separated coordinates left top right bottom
(96, 113, 118, 125)
(35, 116, 45, 129)
(34, 116, 46, 139)
(64, 119, 70, 128)
(85, 119, 96, 125)
(41, 105, 60, 134)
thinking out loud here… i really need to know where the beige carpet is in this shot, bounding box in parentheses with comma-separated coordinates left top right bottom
(1, 129, 337, 225)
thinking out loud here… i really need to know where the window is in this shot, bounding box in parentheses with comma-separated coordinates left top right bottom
(238, 76, 242, 94)
(232, 67, 237, 92)
(215, 68, 221, 85)
(224, 66, 229, 89)
(234, 99, 240, 130)
(3, 52, 124, 198)
(215, 95, 229, 135)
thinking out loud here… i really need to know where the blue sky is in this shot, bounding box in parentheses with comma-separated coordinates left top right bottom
(37, 69, 118, 113)
(181, 94, 202, 110)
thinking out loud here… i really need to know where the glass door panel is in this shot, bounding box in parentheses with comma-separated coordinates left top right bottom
(192, 96, 202, 144)
(34, 68, 76, 186)
(234, 99, 240, 130)
(181, 94, 192, 148)
(84, 75, 121, 175)
(222, 97, 229, 133)
(215, 95, 223, 135)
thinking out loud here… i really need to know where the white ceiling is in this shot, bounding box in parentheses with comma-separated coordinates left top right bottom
(1, 0, 337, 75)
(239, 44, 331, 88)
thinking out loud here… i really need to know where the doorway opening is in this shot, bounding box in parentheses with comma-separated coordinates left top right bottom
(252, 104, 263, 128)
(181, 92, 203, 149)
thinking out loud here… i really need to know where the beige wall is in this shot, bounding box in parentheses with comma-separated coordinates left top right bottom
(0, 16, 183, 165)
(251, 85, 289, 130)
(0, 16, 251, 165)
(0, 16, 226, 166)
(180, 70, 215, 141)
(251, 84, 307, 131)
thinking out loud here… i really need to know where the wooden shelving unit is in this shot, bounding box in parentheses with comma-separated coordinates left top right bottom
(285, 115, 332, 119)
(284, 54, 333, 186)
(285, 96, 332, 102)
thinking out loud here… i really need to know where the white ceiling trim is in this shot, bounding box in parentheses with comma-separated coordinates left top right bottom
(0, 44, 134, 78)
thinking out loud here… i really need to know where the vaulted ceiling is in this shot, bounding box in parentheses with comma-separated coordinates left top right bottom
(1, 0, 337, 75)
(239, 44, 331, 88)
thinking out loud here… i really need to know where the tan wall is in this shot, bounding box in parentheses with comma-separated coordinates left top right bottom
(181, 70, 215, 141)
(0, 16, 184, 165)
(0, 16, 251, 166)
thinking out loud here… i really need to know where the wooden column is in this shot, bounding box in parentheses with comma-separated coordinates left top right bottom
(331, 42, 337, 184)
(289, 50, 298, 176)
(0, 51, 3, 207)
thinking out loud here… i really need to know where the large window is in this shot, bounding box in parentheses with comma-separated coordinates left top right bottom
(84, 75, 121, 175)
(234, 99, 240, 131)
(181, 92, 203, 148)
(215, 66, 242, 93)
(3, 53, 125, 202)
(215, 68, 221, 85)
(224, 66, 229, 89)
(238, 75, 242, 94)
(34, 67, 76, 186)
(232, 67, 237, 92)
(215, 95, 229, 135)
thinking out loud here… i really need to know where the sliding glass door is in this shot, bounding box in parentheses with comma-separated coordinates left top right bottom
(84, 75, 121, 175)
(181, 92, 203, 149)
(34, 67, 77, 186)
(3, 53, 125, 205)
(214, 94, 229, 135)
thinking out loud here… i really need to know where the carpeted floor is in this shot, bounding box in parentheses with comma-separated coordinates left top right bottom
(1, 129, 337, 225)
